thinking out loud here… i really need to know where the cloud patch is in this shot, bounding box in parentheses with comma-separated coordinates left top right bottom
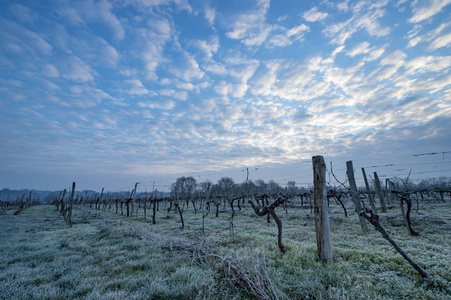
(303, 7, 328, 22)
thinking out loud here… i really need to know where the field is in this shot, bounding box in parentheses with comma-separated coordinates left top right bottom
(0, 198, 450, 299)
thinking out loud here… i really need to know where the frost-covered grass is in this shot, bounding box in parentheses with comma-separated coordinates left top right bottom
(0, 199, 450, 299)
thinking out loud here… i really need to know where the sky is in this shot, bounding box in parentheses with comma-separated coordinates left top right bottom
(0, 0, 450, 193)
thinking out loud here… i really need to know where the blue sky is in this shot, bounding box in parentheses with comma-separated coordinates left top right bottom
(0, 0, 450, 192)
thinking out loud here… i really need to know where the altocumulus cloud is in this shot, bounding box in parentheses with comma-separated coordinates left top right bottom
(0, 0, 450, 190)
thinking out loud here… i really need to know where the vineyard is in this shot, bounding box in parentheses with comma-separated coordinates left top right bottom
(1, 157, 451, 299)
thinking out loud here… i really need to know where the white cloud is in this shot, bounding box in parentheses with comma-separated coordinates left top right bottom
(337, 1, 350, 12)
(287, 24, 310, 37)
(42, 79, 61, 91)
(42, 64, 60, 78)
(267, 34, 291, 47)
(225, 0, 273, 47)
(232, 83, 249, 98)
(140, 18, 173, 80)
(55, 5, 85, 26)
(10, 4, 38, 24)
(408, 36, 422, 48)
(138, 99, 176, 110)
(323, 0, 390, 45)
(204, 6, 216, 27)
(204, 60, 228, 75)
(173, 90, 188, 101)
(191, 36, 219, 60)
(96, 0, 125, 39)
(323, 20, 354, 45)
(239, 24, 273, 47)
(347, 41, 370, 57)
(429, 32, 451, 50)
(409, 0, 451, 23)
(250, 67, 277, 96)
(159, 89, 175, 96)
(303, 7, 328, 22)
(59, 56, 97, 82)
(397, 0, 409, 6)
(229, 62, 260, 82)
(266, 23, 310, 48)
(126, 79, 151, 95)
(405, 55, 451, 75)
(407, 21, 450, 48)
(380, 50, 406, 66)
(176, 82, 195, 90)
(215, 60, 260, 98)
(398, 74, 451, 95)
(71, 0, 125, 40)
(324, 65, 357, 88)
(104, 46, 120, 67)
(0, 18, 52, 55)
(121, 0, 191, 12)
(66, 85, 114, 108)
(214, 81, 233, 96)
(367, 47, 385, 61)
(169, 51, 205, 82)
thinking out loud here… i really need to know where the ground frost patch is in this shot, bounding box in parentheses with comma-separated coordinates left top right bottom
(0, 203, 450, 299)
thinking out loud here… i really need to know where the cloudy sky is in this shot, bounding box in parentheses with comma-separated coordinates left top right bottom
(0, 0, 450, 192)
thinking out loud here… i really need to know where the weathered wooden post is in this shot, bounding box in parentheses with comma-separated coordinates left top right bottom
(388, 180, 397, 204)
(374, 172, 387, 212)
(362, 168, 377, 212)
(27, 191, 32, 209)
(60, 189, 67, 214)
(131, 182, 140, 218)
(385, 179, 390, 205)
(312, 156, 333, 261)
(97, 187, 104, 210)
(346, 161, 368, 233)
(68, 182, 75, 228)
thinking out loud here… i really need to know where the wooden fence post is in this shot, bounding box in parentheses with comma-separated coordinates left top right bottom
(374, 172, 387, 212)
(312, 156, 333, 261)
(346, 161, 368, 233)
(362, 168, 377, 212)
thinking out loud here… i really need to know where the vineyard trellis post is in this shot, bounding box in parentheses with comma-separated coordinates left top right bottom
(362, 168, 377, 212)
(68, 182, 75, 228)
(385, 178, 391, 205)
(374, 172, 387, 212)
(346, 161, 368, 233)
(131, 182, 140, 218)
(312, 156, 333, 261)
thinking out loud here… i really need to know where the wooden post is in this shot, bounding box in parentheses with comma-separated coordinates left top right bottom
(68, 182, 75, 228)
(312, 156, 333, 261)
(374, 172, 387, 212)
(389, 181, 397, 205)
(346, 161, 368, 233)
(99, 187, 104, 210)
(362, 168, 377, 212)
(385, 179, 391, 205)
(60, 189, 67, 214)
(131, 182, 140, 218)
